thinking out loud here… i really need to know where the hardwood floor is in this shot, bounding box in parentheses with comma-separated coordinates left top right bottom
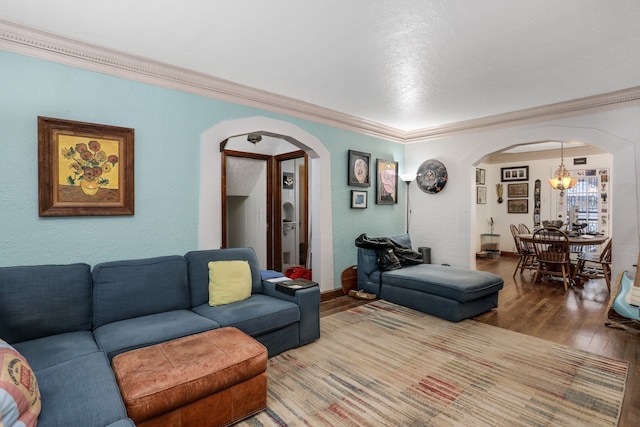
(320, 256, 639, 426)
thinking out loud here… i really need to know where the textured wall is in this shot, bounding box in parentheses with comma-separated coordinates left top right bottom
(0, 50, 403, 291)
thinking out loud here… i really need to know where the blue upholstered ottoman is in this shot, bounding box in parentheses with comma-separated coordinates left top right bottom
(379, 264, 504, 322)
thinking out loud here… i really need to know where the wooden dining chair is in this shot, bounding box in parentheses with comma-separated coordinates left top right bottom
(531, 227, 573, 290)
(576, 239, 612, 291)
(510, 224, 535, 277)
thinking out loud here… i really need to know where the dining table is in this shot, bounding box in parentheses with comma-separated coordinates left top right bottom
(518, 233, 609, 246)
(517, 232, 609, 284)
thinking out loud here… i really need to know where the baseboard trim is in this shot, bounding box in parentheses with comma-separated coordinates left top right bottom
(321, 288, 345, 302)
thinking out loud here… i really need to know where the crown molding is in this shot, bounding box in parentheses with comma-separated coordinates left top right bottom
(485, 146, 608, 164)
(0, 19, 404, 142)
(2, 18, 640, 144)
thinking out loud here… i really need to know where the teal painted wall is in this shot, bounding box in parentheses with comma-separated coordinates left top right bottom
(0, 50, 404, 287)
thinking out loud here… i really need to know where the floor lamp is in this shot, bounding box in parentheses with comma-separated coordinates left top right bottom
(400, 174, 416, 233)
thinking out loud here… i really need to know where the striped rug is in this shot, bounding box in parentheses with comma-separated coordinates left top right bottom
(239, 300, 628, 426)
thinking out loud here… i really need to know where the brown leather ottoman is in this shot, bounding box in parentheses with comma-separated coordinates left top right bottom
(111, 327, 267, 427)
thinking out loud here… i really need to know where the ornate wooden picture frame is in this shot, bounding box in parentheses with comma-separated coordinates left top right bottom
(38, 116, 135, 216)
(507, 199, 528, 214)
(507, 183, 528, 198)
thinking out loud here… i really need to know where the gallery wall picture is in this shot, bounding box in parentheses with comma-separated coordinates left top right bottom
(376, 159, 398, 204)
(477, 186, 487, 204)
(500, 166, 529, 182)
(507, 199, 528, 214)
(38, 116, 135, 217)
(507, 183, 528, 198)
(348, 150, 370, 187)
(533, 179, 541, 227)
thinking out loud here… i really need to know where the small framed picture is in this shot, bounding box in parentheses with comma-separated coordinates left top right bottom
(476, 186, 486, 204)
(282, 172, 294, 189)
(501, 166, 529, 182)
(351, 190, 367, 209)
(507, 183, 528, 198)
(476, 168, 485, 185)
(348, 150, 370, 187)
(376, 159, 398, 205)
(507, 199, 528, 213)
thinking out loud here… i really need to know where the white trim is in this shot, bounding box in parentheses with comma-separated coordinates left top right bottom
(2, 18, 640, 143)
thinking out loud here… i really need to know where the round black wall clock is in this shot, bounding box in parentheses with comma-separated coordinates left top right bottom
(416, 159, 448, 194)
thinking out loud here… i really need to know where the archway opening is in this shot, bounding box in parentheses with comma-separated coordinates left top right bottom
(198, 117, 335, 291)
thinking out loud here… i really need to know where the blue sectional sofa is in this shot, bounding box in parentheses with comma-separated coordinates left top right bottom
(0, 248, 320, 427)
(357, 233, 504, 322)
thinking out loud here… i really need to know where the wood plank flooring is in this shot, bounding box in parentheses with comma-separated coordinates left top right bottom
(320, 256, 639, 427)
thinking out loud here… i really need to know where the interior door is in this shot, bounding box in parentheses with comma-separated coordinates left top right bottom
(275, 152, 308, 273)
(222, 151, 273, 268)
(222, 149, 308, 272)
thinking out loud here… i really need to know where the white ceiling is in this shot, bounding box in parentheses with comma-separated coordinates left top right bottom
(1, 0, 639, 132)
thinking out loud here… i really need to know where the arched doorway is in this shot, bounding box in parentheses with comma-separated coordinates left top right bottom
(463, 125, 637, 277)
(197, 116, 335, 291)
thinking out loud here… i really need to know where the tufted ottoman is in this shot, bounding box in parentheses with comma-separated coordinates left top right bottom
(111, 327, 267, 427)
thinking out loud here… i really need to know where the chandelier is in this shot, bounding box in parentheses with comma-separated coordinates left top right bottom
(548, 141, 577, 196)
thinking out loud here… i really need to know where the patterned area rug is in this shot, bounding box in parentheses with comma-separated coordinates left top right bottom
(239, 301, 628, 427)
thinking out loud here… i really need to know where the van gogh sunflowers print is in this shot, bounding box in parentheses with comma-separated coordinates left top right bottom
(58, 135, 120, 200)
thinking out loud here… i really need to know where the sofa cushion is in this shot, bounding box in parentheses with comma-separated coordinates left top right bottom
(381, 264, 504, 302)
(35, 351, 128, 427)
(12, 331, 99, 372)
(185, 248, 263, 307)
(191, 294, 299, 336)
(208, 260, 252, 306)
(0, 263, 92, 344)
(93, 310, 220, 360)
(356, 233, 413, 293)
(0, 339, 41, 427)
(92, 256, 191, 328)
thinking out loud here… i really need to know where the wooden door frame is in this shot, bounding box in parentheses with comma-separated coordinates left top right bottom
(274, 151, 308, 271)
(221, 149, 275, 267)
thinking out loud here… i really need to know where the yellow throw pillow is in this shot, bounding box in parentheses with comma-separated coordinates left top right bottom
(208, 260, 252, 306)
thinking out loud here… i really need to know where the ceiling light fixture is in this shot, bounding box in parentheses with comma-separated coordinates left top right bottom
(548, 141, 577, 196)
(247, 133, 262, 144)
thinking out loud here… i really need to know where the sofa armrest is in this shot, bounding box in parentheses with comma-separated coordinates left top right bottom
(262, 281, 320, 345)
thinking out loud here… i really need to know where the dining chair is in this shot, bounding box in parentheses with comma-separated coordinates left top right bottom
(510, 224, 535, 277)
(531, 227, 573, 290)
(576, 238, 612, 291)
(518, 223, 531, 234)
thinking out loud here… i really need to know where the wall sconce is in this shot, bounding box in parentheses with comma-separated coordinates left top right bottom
(496, 183, 503, 203)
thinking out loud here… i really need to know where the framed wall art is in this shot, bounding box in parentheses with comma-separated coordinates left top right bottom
(507, 183, 528, 198)
(507, 199, 528, 214)
(351, 190, 367, 209)
(348, 150, 370, 187)
(376, 159, 398, 204)
(501, 166, 529, 182)
(476, 168, 485, 185)
(38, 116, 135, 216)
(477, 186, 487, 204)
(283, 172, 294, 189)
